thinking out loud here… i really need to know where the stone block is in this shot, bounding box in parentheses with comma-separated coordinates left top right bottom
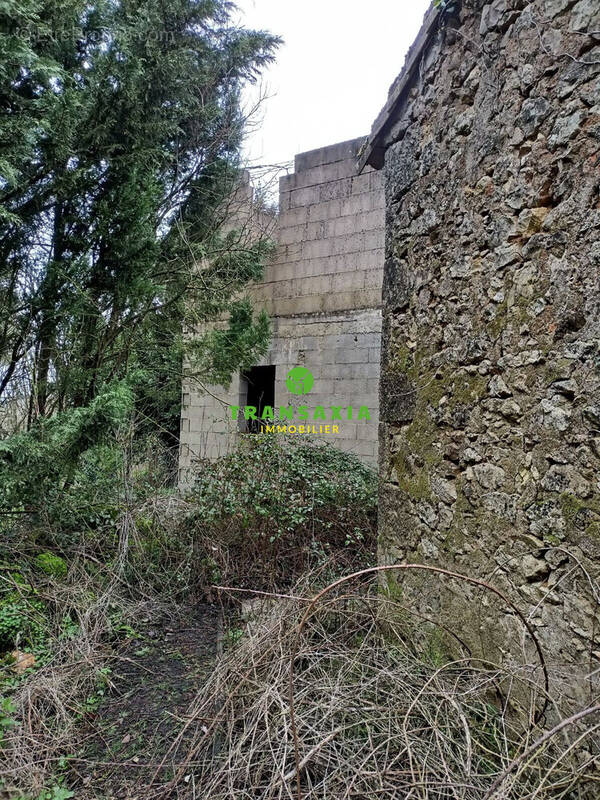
(301, 238, 335, 259)
(339, 193, 375, 217)
(350, 439, 377, 457)
(303, 198, 341, 223)
(332, 232, 365, 256)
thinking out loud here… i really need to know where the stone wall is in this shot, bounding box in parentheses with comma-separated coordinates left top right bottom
(179, 138, 384, 481)
(365, 0, 600, 704)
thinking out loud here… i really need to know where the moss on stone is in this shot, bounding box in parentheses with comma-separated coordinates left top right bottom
(424, 627, 450, 667)
(447, 373, 488, 409)
(383, 574, 404, 603)
(585, 522, 600, 539)
(560, 492, 584, 525)
(34, 552, 68, 578)
(442, 527, 468, 552)
(393, 448, 433, 501)
(544, 532, 562, 546)
(487, 299, 509, 339)
(390, 342, 413, 374)
(560, 492, 600, 534)
(544, 360, 572, 385)
(486, 288, 533, 340)
(391, 355, 489, 506)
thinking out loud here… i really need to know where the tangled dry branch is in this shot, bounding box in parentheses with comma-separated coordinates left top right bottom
(0, 572, 156, 797)
(150, 569, 600, 800)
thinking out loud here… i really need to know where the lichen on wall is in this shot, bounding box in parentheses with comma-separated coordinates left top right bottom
(376, 0, 600, 705)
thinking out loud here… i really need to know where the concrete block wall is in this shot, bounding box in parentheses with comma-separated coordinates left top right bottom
(252, 139, 384, 317)
(179, 137, 384, 483)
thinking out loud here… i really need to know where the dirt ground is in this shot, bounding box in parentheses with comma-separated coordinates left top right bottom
(71, 604, 221, 799)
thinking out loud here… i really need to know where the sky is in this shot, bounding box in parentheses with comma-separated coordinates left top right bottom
(233, 0, 432, 175)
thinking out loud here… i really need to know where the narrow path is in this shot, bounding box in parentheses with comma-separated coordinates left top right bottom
(72, 604, 220, 799)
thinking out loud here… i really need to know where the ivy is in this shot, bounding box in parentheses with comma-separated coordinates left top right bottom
(191, 437, 377, 541)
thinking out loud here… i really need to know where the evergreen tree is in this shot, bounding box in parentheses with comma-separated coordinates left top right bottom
(0, 0, 279, 444)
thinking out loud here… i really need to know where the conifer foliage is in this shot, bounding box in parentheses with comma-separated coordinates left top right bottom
(0, 0, 279, 446)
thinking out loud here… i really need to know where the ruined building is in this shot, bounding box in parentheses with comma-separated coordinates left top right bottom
(363, 0, 600, 704)
(178, 138, 384, 480)
(179, 0, 600, 705)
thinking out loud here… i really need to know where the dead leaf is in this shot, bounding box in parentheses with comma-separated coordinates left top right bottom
(10, 650, 35, 673)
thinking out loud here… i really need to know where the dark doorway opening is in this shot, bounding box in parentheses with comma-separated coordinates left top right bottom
(240, 365, 275, 433)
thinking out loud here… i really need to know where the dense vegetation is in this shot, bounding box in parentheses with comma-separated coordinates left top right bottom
(0, 436, 377, 654)
(190, 437, 377, 590)
(0, 0, 277, 447)
(0, 2, 289, 793)
(0, 433, 378, 796)
(2, 2, 597, 798)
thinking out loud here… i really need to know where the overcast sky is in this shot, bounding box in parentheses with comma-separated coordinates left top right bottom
(234, 0, 431, 173)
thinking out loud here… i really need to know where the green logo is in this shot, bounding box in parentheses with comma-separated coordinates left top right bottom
(286, 366, 314, 395)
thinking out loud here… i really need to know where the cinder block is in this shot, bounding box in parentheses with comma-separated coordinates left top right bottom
(350, 396, 375, 411)
(345, 361, 380, 380)
(357, 288, 383, 308)
(321, 291, 356, 313)
(332, 270, 365, 293)
(311, 379, 335, 398)
(289, 185, 320, 208)
(339, 193, 373, 217)
(278, 224, 307, 245)
(305, 198, 341, 223)
(284, 243, 302, 262)
(364, 269, 383, 289)
(326, 361, 352, 378)
(334, 333, 360, 348)
(332, 377, 363, 393)
(357, 424, 377, 441)
(293, 295, 327, 315)
(330, 215, 360, 237)
(356, 209, 385, 232)
(280, 204, 310, 226)
(357, 332, 382, 348)
(349, 173, 372, 195)
(304, 219, 329, 241)
(332, 232, 365, 256)
(369, 171, 384, 192)
(298, 335, 319, 351)
(294, 137, 364, 172)
(319, 177, 353, 202)
(364, 229, 385, 250)
(301, 238, 335, 259)
(307, 274, 333, 295)
(351, 439, 377, 457)
(284, 158, 358, 191)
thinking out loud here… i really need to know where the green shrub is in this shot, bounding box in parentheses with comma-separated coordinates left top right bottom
(0, 382, 134, 517)
(34, 553, 68, 579)
(0, 591, 46, 652)
(187, 438, 377, 591)
(193, 437, 376, 534)
(0, 696, 17, 746)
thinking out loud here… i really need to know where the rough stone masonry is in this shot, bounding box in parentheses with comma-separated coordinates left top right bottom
(361, 0, 600, 705)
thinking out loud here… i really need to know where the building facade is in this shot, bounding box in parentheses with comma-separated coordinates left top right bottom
(178, 137, 384, 482)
